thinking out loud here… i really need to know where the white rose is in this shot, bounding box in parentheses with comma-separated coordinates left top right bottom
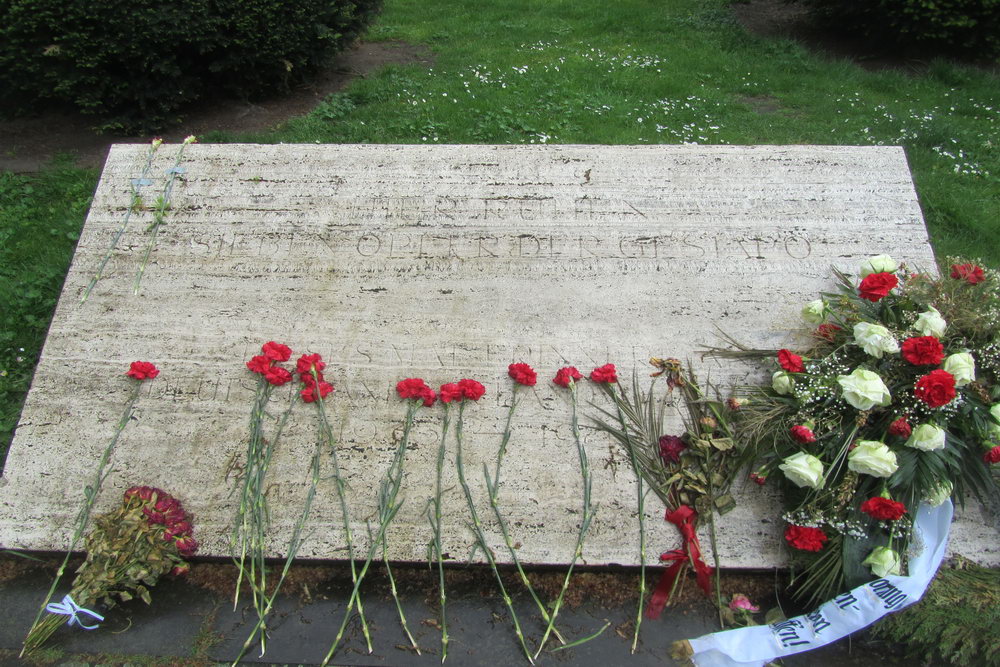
(860, 254, 898, 278)
(801, 299, 827, 325)
(778, 452, 825, 489)
(942, 352, 975, 387)
(905, 423, 946, 451)
(923, 480, 953, 507)
(853, 322, 900, 359)
(863, 546, 901, 577)
(837, 369, 892, 411)
(848, 440, 898, 478)
(772, 371, 794, 395)
(913, 307, 947, 338)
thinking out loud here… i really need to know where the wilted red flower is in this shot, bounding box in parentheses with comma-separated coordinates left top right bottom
(301, 381, 334, 403)
(914, 369, 957, 408)
(861, 497, 907, 521)
(888, 417, 912, 438)
(458, 379, 486, 401)
(784, 525, 828, 552)
(553, 366, 583, 388)
(726, 397, 743, 411)
(984, 445, 1000, 464)
(126, 361, 160, 380)
(790, 425, 816, 444)
(124, 486, 156, 503)
(508, 363, 537, 386)
(778, 349, 805, 373)
(261, 341, 292, 362)
(171, 563, 191, 577)
(815, 323, 842, 342)
(264, 366, 292, 386)
(858, 272, 898, 302)
(246, 355, 272, 374)
(749, 472, 767, 486)
(951, 263, 985, 285)
(439, 383, 463, 403)
(901, 336, 945, 366)
(590, 363, 617, 383)
(296, 353, 326, 377)
(658, 435, 686, 464)
(174, 535, 199, 557)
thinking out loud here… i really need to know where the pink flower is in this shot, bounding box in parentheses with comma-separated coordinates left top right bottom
(508, 363, 537, 386)
(590, 363, 617, 383)
(126, 361, 160, 380)
(729, 594, 759, 612)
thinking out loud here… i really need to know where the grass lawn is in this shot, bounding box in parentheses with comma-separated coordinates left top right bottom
(1, 0, 998, 464)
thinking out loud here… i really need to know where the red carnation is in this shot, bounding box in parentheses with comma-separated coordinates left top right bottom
(901, 336, 945, 366)
(458, 379, 486, 401)
(508, 363, 537, 387)
(914, 369, 957, 408)
(261, 341, 292, 362)
(264, 366, 292, 386)
(951, 263, 985, 285)
(778, 349, 805, 374)
(553, 366, 583, 388)
(590, 363, 618, 384)
(784, 525, 828, 552)
(396, 378, 437, 407)
(861, 497, 907, 521)
(815, 324, 842, 342)
(439, 383, 463, 404)
(984, 445, 1000, 464)
(858, 272, 898, 302)
(658, 435, 686, 464)
(296, 353, 326, 377)
(301, 381, 334, 403)
(790, 425, 816, 444)
(126, 361, 160, 380)
(888, 417, 912, 438)
(246, 355, 271, 374)
(749, 472, 767, 486)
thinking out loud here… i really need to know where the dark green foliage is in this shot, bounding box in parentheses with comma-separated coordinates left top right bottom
(793, 0, 1000, 58)
(873, 560, 1000, 666)
(0, 0, 383, 133)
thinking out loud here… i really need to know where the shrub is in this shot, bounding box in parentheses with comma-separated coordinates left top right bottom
(0, 0, 383, 133)
(793, 0, 1000, 58)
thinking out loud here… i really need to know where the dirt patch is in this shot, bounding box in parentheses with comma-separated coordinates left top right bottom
(0, 40, 434, 173)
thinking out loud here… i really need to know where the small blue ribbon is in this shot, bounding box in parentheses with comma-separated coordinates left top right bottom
(131, 178, 153, 187)
(45, 594, 104, 630)
(166, 166, 186, 175)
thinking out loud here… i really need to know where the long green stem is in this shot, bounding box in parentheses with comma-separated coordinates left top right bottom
(133, 140, 192, 294)
(429, 405, 452, 662)
(22, 380, 143, 657)
(455, 401, 535, 665)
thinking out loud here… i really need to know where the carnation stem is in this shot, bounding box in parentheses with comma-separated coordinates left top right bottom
(22, 381, 143, 657)
(428, 405, 452, 663)
(133, 141, 190, 294)
(455, 402, 535, 665)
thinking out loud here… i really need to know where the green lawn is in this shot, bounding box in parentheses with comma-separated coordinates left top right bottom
(2, 0, 999, 462)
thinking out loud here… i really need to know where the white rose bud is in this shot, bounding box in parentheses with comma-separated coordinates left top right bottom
(853, 322, 900, 359)
(772, 371, 794, 396)
(151, 137, 163, 149)
(942, 352, 975, 387)
(913, 306, 947, 338)
(863, 546, 901, 577)
(848, 440, 898, 478)
(778, 452, 825, 489)
(801, 299, 827, 325)
(860, 254, 898, 278)
(905, 423, 946, 451)
(923, 480, 953, 507)
(837, 368, 892, 411)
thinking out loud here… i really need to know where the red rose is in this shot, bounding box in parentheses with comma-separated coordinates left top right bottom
(914, 369, 957, 408)
(261, 341, 292, 362)
(126, 361, 160, 380)
(888, 417, 912, 438)
(553, 366, 583, 388)
(301, 381, 334, 403)
(778, 349, 805, 373)
(296, 353, 326, 377)
(590, 363, 618, 383)
(984, 445, 1000, 464)
(508, 362, 537, 386)
(860, 497, 907, 521)
(458, 379, 486, 401)
(901, 336, 945, 366)
(790, 425, 816, 444)
(658, 435, 686, 463)
(951, 263, 985, 285)
(784, 525, 828, 552)
(858, 272, 898, 302)
(815, 324, 842, 342)
(264, 366, 292, 386)
(246, 355, 271, 374)
(439, 383, 463, 403)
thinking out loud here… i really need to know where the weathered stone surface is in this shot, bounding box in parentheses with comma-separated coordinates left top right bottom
(1, 144, 995, 567)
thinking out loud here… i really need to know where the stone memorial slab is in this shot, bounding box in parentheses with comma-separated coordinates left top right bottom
(1, 144, 996, 568)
